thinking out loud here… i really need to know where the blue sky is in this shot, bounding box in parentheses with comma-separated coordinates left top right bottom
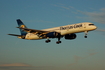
(0, 0, 105, 70)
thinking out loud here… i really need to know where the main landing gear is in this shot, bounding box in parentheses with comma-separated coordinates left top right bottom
(56, 37, 61, 44)
(45, 37, 62, 44)
(45, 39, 51, 43)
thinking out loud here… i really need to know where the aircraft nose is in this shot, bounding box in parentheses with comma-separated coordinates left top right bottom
(94, 26, 97, 29)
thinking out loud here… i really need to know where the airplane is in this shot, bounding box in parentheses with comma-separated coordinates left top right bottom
(8, 19, 97, 44)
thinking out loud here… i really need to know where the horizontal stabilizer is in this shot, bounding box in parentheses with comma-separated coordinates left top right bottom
(8, 34, 22, 36)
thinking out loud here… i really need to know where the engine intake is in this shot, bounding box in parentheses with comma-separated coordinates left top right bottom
(65, 33, 76, 40)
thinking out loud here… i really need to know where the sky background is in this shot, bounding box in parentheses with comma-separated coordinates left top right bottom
(0, 0, 105, 70)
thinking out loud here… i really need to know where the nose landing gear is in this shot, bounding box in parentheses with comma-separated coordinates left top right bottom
(84, 31, 88, 38)
(84, 36, 87, 38)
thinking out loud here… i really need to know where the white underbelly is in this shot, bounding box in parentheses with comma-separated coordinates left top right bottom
(25, 33, 43, 40)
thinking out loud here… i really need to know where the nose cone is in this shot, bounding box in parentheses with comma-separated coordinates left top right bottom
(94, 26, 97, 30)
(90, 26, 97, 30)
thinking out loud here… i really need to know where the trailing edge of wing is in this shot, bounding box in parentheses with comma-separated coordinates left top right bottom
(8, 34, 22, 36)
(17, 27, 49, 33)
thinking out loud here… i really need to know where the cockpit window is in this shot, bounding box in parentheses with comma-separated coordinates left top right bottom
(89, 24, 94, 26)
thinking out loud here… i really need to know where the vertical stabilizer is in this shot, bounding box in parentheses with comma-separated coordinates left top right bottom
(17, 19, 27, 35)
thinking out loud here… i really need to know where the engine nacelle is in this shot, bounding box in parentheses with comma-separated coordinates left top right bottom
(65, 33, 76, 40)
(46, 32, 60, 38)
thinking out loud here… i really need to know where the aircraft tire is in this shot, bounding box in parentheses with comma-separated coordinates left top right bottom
(56, 41, 61, 44)
(84, 36, 87, 38)
(45, 40, 51, 43)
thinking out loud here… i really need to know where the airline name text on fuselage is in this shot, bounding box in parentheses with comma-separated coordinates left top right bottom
(60, 24, 82, 30)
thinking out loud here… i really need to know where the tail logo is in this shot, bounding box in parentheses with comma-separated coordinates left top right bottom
(20, 25, 25, 28)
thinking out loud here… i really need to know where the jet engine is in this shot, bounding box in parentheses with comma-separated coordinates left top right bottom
(65, 33, 76, 40)
(46, 32, 60, 38)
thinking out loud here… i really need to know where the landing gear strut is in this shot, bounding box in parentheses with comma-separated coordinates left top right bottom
(56, 37, 61, 44)
(84, 31, 88, 38)
(45, 33, 62, 44)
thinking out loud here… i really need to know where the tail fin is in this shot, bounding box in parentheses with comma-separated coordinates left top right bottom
(17, 19, 27, 36)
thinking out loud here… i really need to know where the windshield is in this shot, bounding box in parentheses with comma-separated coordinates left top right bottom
(89, 24, 94, 26)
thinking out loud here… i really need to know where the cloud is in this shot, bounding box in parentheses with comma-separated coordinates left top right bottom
(0, 63, 32, 70)
(96, 29, 105, 32)
(89, 52, 97, 56)
(52, 4, 70, 10)
(74, 55, 82, 62)
(69, 55, 83, 66)
(73, 7, 105, 24)
(0, 64, 58, 70)
(95, 29, 105, 35)
(84, 11, 105, 24)
(69, 52, 97, 66)
(52, 4, 105, 24)
(68, 6, 105, 24)
(0, 63, 31, 67)
(60, 6, 70, 10)
(100, 8, 105, 11)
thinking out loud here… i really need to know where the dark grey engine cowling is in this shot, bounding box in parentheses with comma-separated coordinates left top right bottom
(65, 33, 77, 40)
(46, 32, 60, 38)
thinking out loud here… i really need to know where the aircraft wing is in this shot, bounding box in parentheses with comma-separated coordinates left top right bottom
(17, 27, 50, 34)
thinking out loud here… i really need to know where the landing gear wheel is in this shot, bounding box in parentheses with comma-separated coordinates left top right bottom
(45, 40, 51, 43)
(56, 41, 61, 44)
(84, 36, 87, 38)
